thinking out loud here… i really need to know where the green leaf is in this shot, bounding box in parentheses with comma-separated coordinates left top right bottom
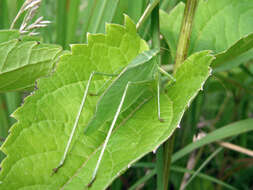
(160, 50, 214, 141)
(160, 0, 253, 71)
(0, 16, 213, 189)
(0, 30, 63, 92)
(212, 33, 253, 72)
(0, 30, 19, 43)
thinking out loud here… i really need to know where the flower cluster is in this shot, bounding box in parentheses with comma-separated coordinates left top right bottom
(10, 0, 50, 36)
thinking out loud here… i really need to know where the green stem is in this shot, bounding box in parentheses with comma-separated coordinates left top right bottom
(163, 133, 175, 189)
(136, 0, 159, 30)
(150, 1, 163, 189)
(163, 0, 199, 189)
(174, 0, 198, 72)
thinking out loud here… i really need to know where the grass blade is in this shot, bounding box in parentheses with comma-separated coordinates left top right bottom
(170, 166, 238, 190)
(182, 147, 224, 189)
(129, 163, 237, 190)
(81, 0, 120, 42)
(66, 0, 81, 45)
(56, 0, 67, 47)
(172, 119, 253, 163)
(128, 169, 157, 190)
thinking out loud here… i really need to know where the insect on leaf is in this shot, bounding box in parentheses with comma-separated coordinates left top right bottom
(0, 15, 214, 190)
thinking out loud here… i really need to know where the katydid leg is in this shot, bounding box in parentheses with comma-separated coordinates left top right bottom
(88, 82, 132, 186)
(157, 66, 176, 122)
(88, 79, 153, 186)
(157, 72, 164, 122)
(158, 66, 176, 82)
(53, 71, 116, 173)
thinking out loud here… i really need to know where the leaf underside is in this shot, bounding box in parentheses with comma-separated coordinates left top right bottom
(0, 30, 63, 92)
(0, 16, 214, 190)
(160, 0, 253, 72)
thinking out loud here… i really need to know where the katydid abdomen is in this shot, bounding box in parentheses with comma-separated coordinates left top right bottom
(85, 49, 159, 134)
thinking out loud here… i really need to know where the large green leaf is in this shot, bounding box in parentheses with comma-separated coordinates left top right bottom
(0, 16, 213, 189)
(160, 0, 253, 72)
(0, 30, 63, 92)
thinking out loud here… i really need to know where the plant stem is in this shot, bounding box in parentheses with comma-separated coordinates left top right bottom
(163, 133, 175, 189)
(150, 1, 164, 189)
(163, 0, 199, 189)
(174, 0, 198, 72)
(136, 0, 159, 30)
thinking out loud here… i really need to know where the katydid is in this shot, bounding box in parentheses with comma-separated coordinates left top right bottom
(53, 48, 175, 185)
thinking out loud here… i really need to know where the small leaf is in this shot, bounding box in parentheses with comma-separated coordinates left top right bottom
(212, 33, 253, 72)
(160, 0, 253, 71)
(0, 30, 63, 92)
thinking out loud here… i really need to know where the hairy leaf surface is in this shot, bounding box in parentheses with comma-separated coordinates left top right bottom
(0, 16, 213, 190)
(160, 0, 253, 71)
(0, 30, 63, 92)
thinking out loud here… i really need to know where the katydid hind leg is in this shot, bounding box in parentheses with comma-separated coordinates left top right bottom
(157, 72, 165, 123)
(88, 82, 131, 187)
(157, 66, 176, 122)
(158, 66, 176, 82)
(53, 71, 115, 173)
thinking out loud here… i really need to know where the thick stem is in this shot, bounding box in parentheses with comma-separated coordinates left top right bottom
(163, 0, 199, 189)
(174, 0, 198, 73)
(163, 133, 175, 190)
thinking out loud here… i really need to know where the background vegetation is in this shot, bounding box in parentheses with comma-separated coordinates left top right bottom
(0, 0, 252, 189)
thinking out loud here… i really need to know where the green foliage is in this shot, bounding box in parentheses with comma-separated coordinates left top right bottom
(160, 0, 253, 71)
(0, 30, 62, 92)
(0, 0, 252, 189)
(0, 15, 213, 189)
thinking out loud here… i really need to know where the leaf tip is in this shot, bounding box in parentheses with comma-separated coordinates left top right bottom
(123, 14, 137, 33)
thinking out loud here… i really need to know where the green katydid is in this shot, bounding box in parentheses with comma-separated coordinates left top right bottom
(53, 48, 176, 186)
